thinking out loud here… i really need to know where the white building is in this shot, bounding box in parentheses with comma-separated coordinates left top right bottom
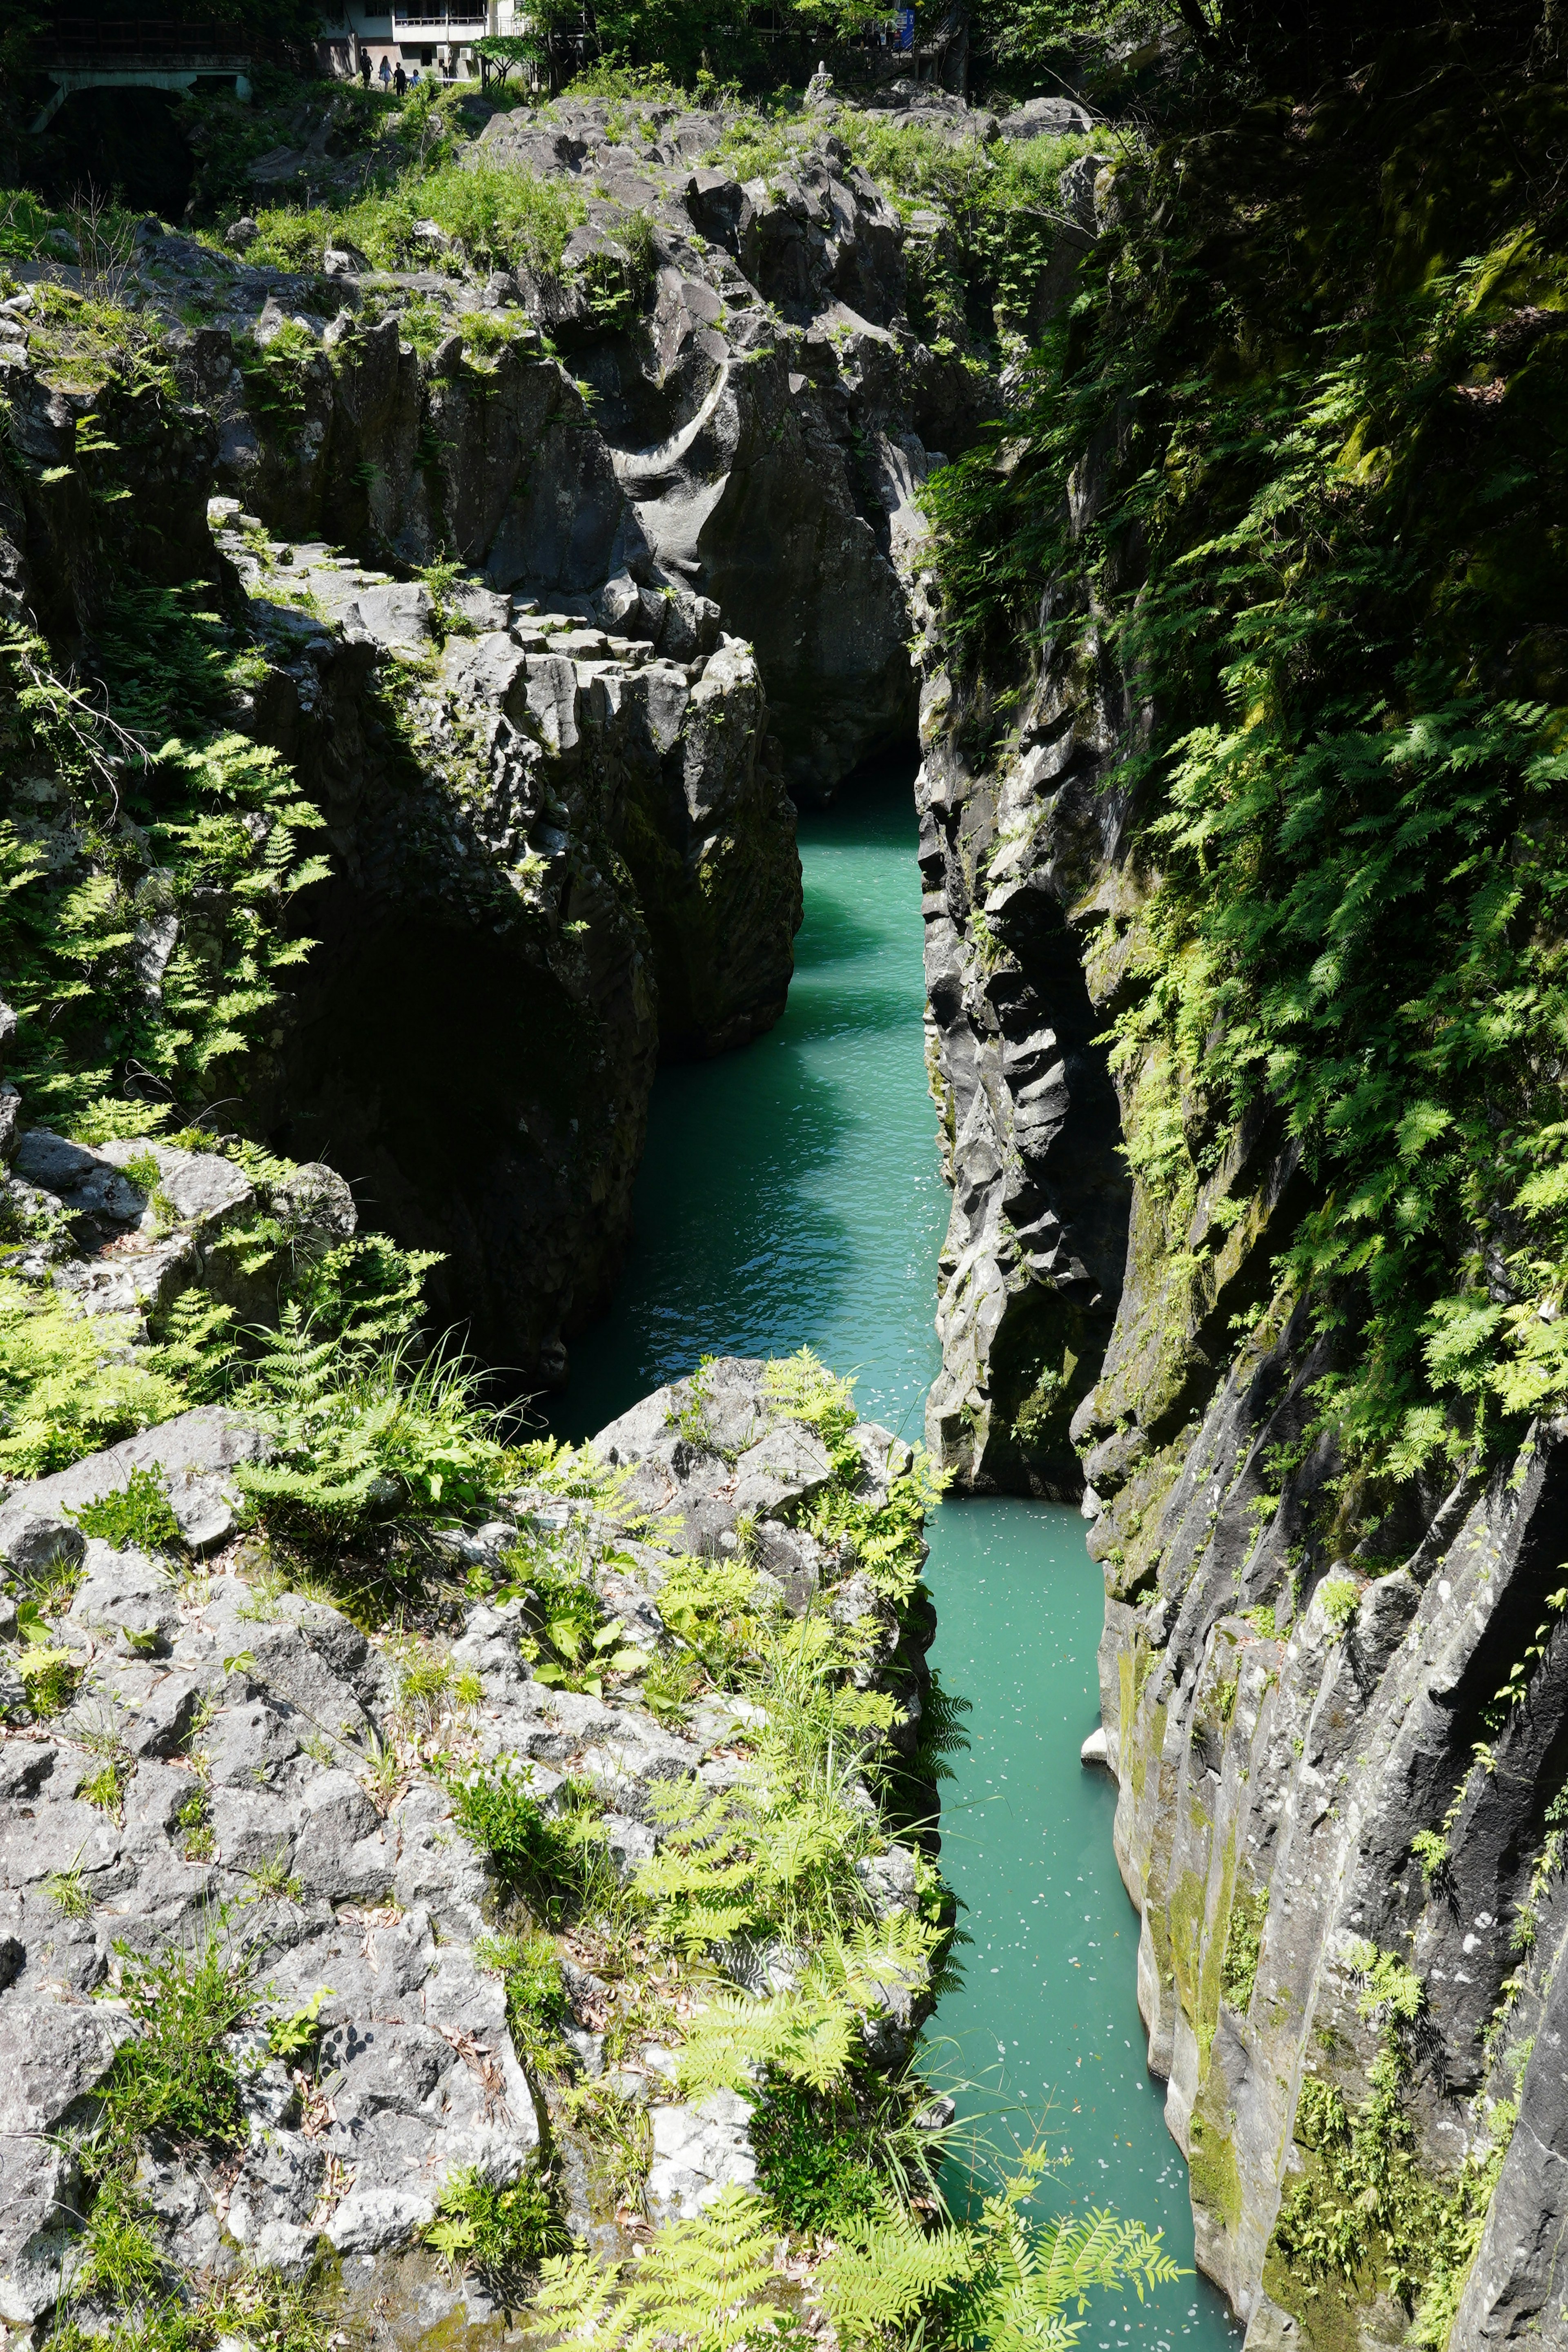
(316, 0, 506, 81)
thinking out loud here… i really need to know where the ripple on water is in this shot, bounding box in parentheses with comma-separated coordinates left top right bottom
(557, 761, 1239, 2352)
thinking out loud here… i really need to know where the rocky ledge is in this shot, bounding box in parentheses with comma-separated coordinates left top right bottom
(0, 1354, 940, 2341)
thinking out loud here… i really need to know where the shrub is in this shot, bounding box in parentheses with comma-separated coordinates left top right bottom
(450, 1760, 609, 1917)
(478, 1931, 571, 2074)
(249, 163, 586, 286)
(751, 2078, 884, 2234)
(234, 321, 320, 436)
(69, 1466, 183, 1556)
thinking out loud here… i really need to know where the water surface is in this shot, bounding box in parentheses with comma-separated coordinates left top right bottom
(560, 765, 1238, 2352)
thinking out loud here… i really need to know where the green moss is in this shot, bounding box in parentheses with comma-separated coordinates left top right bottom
(1193, 1825, 1238, 2074)
(1168, 1865, 1208, 2040)
(1187, 2110, 1243, 2236)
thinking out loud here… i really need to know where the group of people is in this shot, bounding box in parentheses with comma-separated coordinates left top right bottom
(357, 49, 436, 92)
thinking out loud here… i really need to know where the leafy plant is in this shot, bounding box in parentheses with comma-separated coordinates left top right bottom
(69, 1466, 184, 1557)
(425, 2162, 571, 2288)
(1410, 1829, 1449, 1887)
(525, 2182, 783, 2352)
(478, 1931, 571, 2075)
(450, 1761, 610, 1919)
(77, 2169, 164, 2301)
(558, 2080, 654, 2213)
(1318, 1576, 1359, 1635)
(17, 1641, 83, 1718)
(267, 1994, 331, 2069)
(653, 1552, 763, 1691)
(806, 1442, 950, 1602)
(0, 1281, 187, 1480)
(101, 1912, 263, 2147)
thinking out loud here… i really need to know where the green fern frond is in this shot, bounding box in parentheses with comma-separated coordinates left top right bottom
(526, 2184, 782, 2352)
(820, 2154, 1185, 2352)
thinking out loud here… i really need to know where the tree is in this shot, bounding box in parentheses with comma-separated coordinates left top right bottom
(474, 30, 545, 86)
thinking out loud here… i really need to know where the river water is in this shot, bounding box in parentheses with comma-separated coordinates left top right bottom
(560, 764, 1239, 2352)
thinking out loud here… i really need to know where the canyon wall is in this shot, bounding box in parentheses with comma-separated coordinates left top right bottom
(918, 86, 1568, 2352)
(0, 86, 995, 1377)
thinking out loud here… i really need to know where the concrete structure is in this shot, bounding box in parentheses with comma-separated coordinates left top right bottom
(29, 23, 253, 133)
(316, 0, 494, 80)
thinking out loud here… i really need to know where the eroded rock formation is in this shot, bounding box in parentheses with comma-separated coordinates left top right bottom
(0, 86, 1014, 1375)
(0, 1355, 936, 2325)
(917, 137, 1568, 2352)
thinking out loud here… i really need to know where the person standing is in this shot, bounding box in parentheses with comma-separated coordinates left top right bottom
(393, 59, 407, 92)
(379, 53, 392, 85)
(359, 46, 371, 83)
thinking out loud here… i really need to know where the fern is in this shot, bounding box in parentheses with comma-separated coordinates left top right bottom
(525, 2184, 782, 2352)
(674, 1919, 938, 2098)
(820, 2148, 1184, 2351)
(236, 1312, 506, 1535)
(0, 1279, 187, 1478)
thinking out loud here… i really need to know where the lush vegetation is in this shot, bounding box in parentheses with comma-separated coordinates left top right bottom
(234, 159, 587, 279)
(0, 26, 1218, 2350)
(55, 1911, 345, 2345)
(1267, 1942, 1517, 2347)
(924, 13, 1568, 1526)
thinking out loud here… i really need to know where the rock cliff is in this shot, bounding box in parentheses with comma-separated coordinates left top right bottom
(0, 82, 1020, 1377)
(916, 47, 1568, 2352)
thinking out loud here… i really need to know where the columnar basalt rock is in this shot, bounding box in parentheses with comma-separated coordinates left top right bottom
(916, 612, 1135, 1497)
(0, 87, 1021, 1373)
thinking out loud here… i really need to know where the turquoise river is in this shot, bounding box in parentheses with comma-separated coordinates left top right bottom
(560, 765, 1240, 2352)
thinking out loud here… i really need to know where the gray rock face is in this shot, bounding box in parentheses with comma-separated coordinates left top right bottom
(916, 180, 1568, 2352)
(918, 638, 1133, 1495)
(0, 1363, 933, 2320)
(207, 511, 797, 1372)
